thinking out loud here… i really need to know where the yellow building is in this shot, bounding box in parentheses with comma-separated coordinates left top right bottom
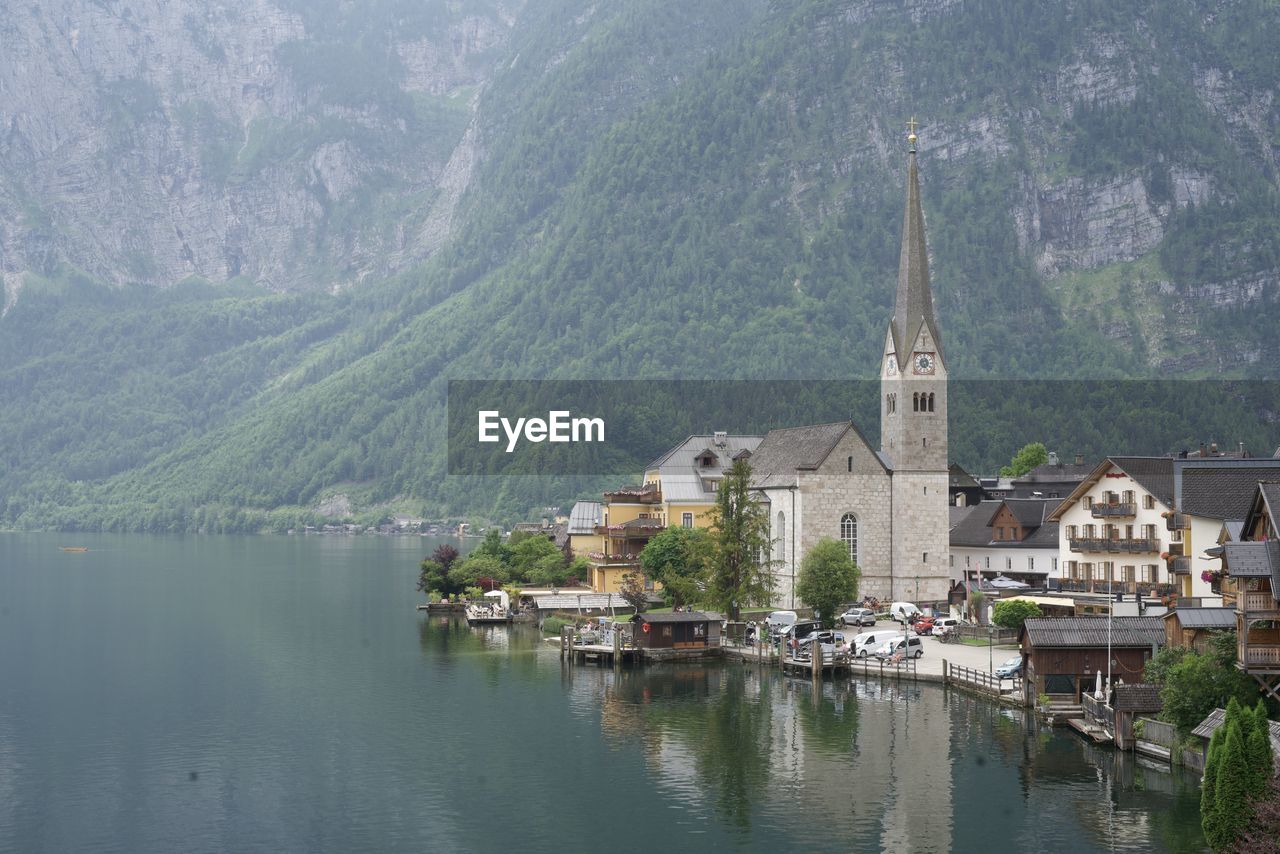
(583, 433, 764, 593)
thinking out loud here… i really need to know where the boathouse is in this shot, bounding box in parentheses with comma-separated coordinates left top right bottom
(631, 612, 721, 650)
(1018, 616, 1165, 704)
(1161, 606, 1234, 652)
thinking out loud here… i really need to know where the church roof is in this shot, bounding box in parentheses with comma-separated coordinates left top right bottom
(748, 421, 886, 489)
(890, 149, 943, 367)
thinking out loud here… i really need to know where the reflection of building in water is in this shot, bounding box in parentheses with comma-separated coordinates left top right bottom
(849, 680, 953, 852)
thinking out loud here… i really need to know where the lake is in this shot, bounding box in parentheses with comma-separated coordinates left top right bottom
(0, 532, 1206, 852)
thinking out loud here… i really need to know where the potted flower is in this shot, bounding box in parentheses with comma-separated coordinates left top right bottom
(1201, 568, 1224, 594)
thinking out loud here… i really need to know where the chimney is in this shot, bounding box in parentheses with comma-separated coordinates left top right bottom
(1210, 441, 1218, 455)
(1180, 449, 1188, 459)
(713, 431, 727, 447)
(1240, 442, 1247, 458)
(1048, 451, 1060, 467)
(1074, 454, 1084, 466)
(1199, 443, 1207, 458)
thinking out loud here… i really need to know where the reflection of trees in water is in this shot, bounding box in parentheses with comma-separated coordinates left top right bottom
(415, 618, 546, 683)
(796, 680, 859, 759)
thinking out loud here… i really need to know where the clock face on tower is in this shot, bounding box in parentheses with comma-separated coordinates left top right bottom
(885, 354, 898, 376)
(913, 352, 935, 374)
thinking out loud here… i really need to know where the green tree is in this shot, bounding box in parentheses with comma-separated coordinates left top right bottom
(1209, 720, 1251, 850)
(619, 570, 649, 614)
(991, 599, 1042, 630)
(417, 559, 449, 597)
(999, 442, 1048, 478)
(1201, 725, 1224, 847)
(1159, 632, 1257, 735)
(1144, 645, 1193, 686)
(705, 459, 775, 621)
(640, 526, 712, 609)
(508, 536, 564, 583)
(795, 537, 860, 629)
(448, 554, 508, 592)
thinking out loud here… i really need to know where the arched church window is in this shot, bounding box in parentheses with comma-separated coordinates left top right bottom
(928, 392, 935, 412)
(912, 393, 919, 412)
(776, 512, 785, 561)
(840, 513, 859, 564)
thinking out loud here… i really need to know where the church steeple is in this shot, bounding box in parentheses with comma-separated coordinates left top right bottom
(889, 120, 942, 368)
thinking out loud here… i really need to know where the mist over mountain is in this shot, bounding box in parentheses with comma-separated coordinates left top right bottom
(2, 0, 1278, 530)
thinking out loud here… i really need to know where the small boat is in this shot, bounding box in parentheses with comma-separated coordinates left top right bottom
(59, 546, 89, 553)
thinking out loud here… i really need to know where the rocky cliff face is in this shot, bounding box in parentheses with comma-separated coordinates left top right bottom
(0, 0, 520, 307)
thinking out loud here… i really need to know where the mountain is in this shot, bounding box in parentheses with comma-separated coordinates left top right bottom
(2, 0, 1279, 531)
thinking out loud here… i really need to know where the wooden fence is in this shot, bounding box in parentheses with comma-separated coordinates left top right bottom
(945, 662, 1023, 699)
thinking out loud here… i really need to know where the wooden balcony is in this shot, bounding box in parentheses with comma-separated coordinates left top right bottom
(1167, 556, 1192, 574)
(1241, 591, 1280, 616)
(1092, 502, 1136, 519)
(1238, 644, 1280, 671)
(1165, 512, 1190, 531)
(1056, 579, 1177, 597)
(1068, 537, 1161, 554)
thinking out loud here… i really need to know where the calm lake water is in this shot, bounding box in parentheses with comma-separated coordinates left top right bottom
(0, 532, 1206, 853)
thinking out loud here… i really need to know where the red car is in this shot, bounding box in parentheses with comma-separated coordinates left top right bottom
(912, 616, 937, 636)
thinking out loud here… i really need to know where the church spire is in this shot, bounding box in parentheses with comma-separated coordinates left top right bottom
(890, 119, 941, 366)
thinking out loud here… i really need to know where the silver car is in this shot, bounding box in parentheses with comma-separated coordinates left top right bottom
(839, 607, 876, 627)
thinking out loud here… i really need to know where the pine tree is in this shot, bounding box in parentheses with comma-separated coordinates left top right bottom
(1201, 725, 1224, 846)
(1210, 721, 1252, 851)
(705, 458, 775, 621)
(1250, 700, 1274, 791)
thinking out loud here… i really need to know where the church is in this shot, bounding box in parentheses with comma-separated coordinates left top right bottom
(751, 127, 950, 608)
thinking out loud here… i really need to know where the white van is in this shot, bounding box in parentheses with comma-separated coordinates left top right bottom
(765, 610, 798, 634)
(889, 602, 922, 624)
(850, 631, 895, 658)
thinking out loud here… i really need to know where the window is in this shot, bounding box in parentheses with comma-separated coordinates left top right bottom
(1066, 525, 1077, 539)
(928, 393, 935, 412)
(1142, 564, 1159, 582)
(1084, 524, 1096, 538)
(840, 513, 859, 564)
(706, 480, 718, 492)
(1125, 524, 1134, 539)
(847, 456, 853, 473)
(682, 512, 693, 528)
(1123, 490, 1134, 504)
(1171, 528, 1183, 543)
(1143, 495, 1155, 510)
(950, 554, 955, 567)
(1083, 496, 1093, 510)
(1052, 557, 1058, 572)
(1028, 556, 1035, 571)
(1005, 557, 1012, 570)
(965, 555, 971, 567)
(775, 512, 785, 561)
(994, 528, 1002, 541)
(1123, 565, 1136, 582)
(985, 556, 991, 569)
(1142, 524, 1156, 541)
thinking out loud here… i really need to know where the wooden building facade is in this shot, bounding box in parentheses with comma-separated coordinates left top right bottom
(1018, 617, 1166, 704)
(631, 612, 721, 650)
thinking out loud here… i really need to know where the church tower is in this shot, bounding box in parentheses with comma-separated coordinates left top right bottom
(880, 121, 951, 603)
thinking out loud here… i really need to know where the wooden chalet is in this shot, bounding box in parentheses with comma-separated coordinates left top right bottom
(1221, 482, 1280, 701)
(631, 612, 721, 650)
(1018, 616, 1165, 705)
(1162, 607, 1235, 652)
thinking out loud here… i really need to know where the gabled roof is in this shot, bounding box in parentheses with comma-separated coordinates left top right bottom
(1242, 482, 1280, 538)
(1193, 708, 1280, 756)
(1019, 616, 1166, 648)
(1223, 542, 1280, 602)
(1113, 683, 1163, 712)
(1163, 607, 1235, 630)
(749, 421, 886, 489)
(950, 463, 981, 488)
(1047, 457, 1174, 521)
(567, 500, 603, 535)
(950, 499, 1058, 549)
(645, 434, 764, 502)
(1013, 459, 1097, 484)
(633, 611, 714, 624)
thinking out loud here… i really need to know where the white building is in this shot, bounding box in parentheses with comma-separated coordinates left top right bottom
(949, 499, 1060, 585)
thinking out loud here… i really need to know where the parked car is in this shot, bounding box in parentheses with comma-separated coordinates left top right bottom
(913, 616, 937, 636)
(889, 602, 922, 624)
(874, 636, 925, 659)
(778, 620, 822, 645)
(932, 617, 963, 634)
(995, 656, 1023, 679)
(796, 631, 846, 660)
(765, 610, 798, 634)
(850, 631, 895, 658)
(839, 607, 876, 628)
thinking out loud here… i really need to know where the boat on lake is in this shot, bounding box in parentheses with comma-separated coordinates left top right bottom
(59, 546, 89, 552)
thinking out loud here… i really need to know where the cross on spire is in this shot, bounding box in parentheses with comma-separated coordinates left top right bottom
(906, 117, 918, 152)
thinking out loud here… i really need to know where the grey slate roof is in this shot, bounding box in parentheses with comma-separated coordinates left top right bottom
(1020, 616, 1166, 649)
(1003, 498, 1054, 528)
(1113, 683, 1163, 712)
(749, 421, 886, 489)
(1179, 465, 1280, 519)
(633, 611, 715, 624)
(567, 500, 603, 535)
(1013, 459, 1096, 484)
(1193, 708, 1280, 757)
(646, 434, 764, 502)
(1223, 540, 1280, 580)
(950, 463, 980, 488)
(1165, 607, 1236, 630)
(950, 505, 979, 528)
(949, 499, 1059, 549)
(1110, 457, 1176, 507)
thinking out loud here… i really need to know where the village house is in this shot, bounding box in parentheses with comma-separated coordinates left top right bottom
(1161, 607, 1235, 652)
(1220, 481, 1280, 702)
(948, 498, 1060, 587)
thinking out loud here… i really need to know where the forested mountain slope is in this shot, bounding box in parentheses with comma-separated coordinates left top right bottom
(2, 0, 1278, 530)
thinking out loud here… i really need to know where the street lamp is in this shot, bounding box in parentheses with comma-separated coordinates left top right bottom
(988, 624, 994, 674)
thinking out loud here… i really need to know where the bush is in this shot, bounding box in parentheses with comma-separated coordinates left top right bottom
(992, 599, 1042, 630)
(542, 616, 571, 636)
